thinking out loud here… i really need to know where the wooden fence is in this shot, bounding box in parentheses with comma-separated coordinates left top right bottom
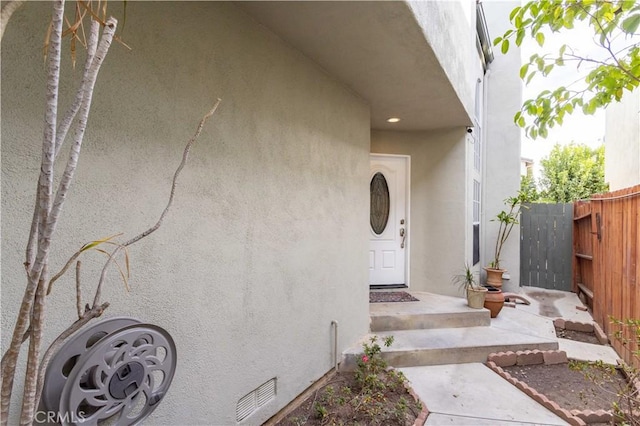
(573, 184, 640, 367)
(520, 203, 573, 291)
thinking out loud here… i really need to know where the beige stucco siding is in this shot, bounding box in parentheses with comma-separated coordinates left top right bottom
(482, 1, 522, 291)
(407, 0, 475, 121)
(371, 129, 467, 297)
(605, 89, 640, 190)
(1, 2, 370, 424)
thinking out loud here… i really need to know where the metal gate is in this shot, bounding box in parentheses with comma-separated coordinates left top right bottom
(520, 203, 573, 290)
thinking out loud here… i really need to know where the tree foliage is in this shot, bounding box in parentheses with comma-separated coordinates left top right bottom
(538, 143, 608, 202)
(496, 0, 640, 139)
(520, 173, 540, 202)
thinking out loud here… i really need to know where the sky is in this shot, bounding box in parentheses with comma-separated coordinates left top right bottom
(519, 21, 607, 178)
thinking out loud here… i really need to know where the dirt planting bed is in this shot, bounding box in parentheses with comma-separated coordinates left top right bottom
(487, 350, 629, 425)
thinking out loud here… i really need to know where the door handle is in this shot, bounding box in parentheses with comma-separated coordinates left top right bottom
(400, 227, 406, 248)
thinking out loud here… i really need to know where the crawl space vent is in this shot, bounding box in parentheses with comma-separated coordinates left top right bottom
(236, 378, 276, 422)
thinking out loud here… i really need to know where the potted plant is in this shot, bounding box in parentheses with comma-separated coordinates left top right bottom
(485, 191, 528, 288)
(452, 263, 487, 309)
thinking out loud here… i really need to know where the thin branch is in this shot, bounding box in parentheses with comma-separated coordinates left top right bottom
(47, 234, 123, 295)
(33, 302, 109, 418)
(75, 261, 82, 319)
(0, 0, 25, 42)
(579, 2, 640, 84)
(93, 98, 222, 306)
(0, 326, 31, 374)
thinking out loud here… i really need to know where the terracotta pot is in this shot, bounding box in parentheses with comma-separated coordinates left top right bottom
(483, 286, 504, 318)
(483, 267, 506, 289)
(466, 287, 488, 309)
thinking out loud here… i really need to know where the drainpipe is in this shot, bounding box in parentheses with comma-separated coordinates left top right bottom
(331, 320, 339, 372)
(481, 68, 491, 272)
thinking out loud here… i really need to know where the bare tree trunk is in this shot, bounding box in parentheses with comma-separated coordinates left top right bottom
(0, 2, 65, 423)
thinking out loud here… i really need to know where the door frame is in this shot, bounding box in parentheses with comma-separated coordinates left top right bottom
(369, 153, 411, 288)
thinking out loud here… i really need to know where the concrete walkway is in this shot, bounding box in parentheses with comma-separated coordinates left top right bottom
(401, 363, 569, 425)
(396, 288, 620, 425)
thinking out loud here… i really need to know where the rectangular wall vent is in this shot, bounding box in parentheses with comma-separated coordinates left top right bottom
(236, 378, 277, 422)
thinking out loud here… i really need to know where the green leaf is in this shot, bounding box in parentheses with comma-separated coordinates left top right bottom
(622, 0, 635, 11)
(539, 125, 548, 138)
(559, 44, 567, 56)
(622, 14, 640, 34)
(526, 70, 537, 85)
(493, 36, 503, 46)
(509, 6, 521, 21)
(543, 64, 554, 75)
(501, 39, 510, 54)
(517, 115, 526, 128)
(516, 28, 525, 46)
(554, 6, 563, 19)
(536, 32, 545, 47)
(519, 63, 529, 79)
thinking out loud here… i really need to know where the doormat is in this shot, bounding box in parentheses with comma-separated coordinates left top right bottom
(369, 291, 419, 303)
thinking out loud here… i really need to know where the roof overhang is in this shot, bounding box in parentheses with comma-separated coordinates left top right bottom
(239, 1, 473, 131)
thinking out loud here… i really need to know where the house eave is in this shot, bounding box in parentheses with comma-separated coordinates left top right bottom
(238, 1, 473, 131)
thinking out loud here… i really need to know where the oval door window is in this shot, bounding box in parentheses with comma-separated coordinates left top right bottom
(370, 172, 390, 235)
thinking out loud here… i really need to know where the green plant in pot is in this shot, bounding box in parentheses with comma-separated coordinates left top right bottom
(452, 263, 487, 309)
(485, 191, 529, 288)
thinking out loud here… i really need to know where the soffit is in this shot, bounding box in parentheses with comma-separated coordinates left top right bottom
(239, 1, 473, 131)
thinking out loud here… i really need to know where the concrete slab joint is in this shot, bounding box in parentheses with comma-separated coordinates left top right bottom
(486, 349, 614, 425)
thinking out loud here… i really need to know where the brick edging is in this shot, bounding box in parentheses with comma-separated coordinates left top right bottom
(486, 350, 613, 425)
(389, 367, 430, 426)
(553, 318, 609, 345)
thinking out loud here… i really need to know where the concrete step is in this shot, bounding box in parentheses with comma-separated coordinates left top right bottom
(342, 327, 559, 369)
(370, 292, 491, 332)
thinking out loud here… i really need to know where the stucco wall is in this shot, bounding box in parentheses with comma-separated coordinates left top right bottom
(605, 89, 640, 190)
(482, 1, 523, 292)
(407, 0, 475, 120)
(371, 129, 467, 297)
(1, 2, 370, 424)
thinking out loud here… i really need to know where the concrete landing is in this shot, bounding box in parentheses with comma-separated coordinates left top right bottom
(342, 327, 558, 369)
(558, 338, 620, 364)
(370, 292, 490, 332)
(400, 363, 569, 425)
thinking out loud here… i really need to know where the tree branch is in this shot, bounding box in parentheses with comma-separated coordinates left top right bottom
(93, 99, 222, 306)
(0, 0, 24, 42)
(32, 302, 109, 417)
(0, 2, 65, 424)
(75, 261, 82, 319)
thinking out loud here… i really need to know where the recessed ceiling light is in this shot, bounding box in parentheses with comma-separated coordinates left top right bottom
(386, 117, 401, 123)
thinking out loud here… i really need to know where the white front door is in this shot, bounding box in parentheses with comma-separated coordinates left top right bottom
(369, 155, 409, 286)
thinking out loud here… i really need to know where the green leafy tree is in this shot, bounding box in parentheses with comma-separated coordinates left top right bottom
(496, 0, 640, 139)
(520, 173, 541, 202)
(538, 143, 608, 202)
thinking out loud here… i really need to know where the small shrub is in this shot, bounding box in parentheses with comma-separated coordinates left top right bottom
(573, 318, 640, 426)
(287, 335, 421, 425)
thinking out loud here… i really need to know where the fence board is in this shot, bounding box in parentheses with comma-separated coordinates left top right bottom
(574, 184, 640, 368)
(520, 203, 573, 290)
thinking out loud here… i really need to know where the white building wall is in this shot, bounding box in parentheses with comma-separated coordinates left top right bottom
(481, 1, 523, 292)
(1, 3, 370, 424)
(605, 89, 640, 190)
(371, 129, 467, 297)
